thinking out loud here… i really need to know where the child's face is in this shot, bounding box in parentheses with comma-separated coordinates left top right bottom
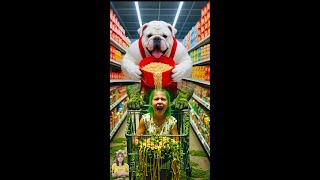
(117, 154, 124, 163)
(151, 91, 168, 116)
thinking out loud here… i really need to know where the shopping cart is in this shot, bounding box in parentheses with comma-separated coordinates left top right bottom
(125, 105, 192, 180)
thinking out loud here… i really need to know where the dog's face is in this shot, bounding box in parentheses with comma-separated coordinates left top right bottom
(137, 21, 177, 58)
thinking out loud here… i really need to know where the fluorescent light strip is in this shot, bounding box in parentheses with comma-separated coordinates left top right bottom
(172, 1, 184, 28)
(135, 2, 143, 27)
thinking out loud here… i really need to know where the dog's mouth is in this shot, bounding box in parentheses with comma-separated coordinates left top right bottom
(148, 47, 168, 59)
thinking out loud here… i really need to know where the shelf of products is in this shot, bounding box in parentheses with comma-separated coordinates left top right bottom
(192, 58, 210, 66)
(110, 59, 121, 67)
(181, 2, 211, 157)
(182, 6, 210, 50)
(188, 35, 210, 53)
(110, 110, 128, 140)
(192, 94, 210, 110)
(182, 78, 210, 86)
(110, 45, 125, 63)
(110, 38, 127, 54)
(182, 2, 210, 52)
(109, 8, 135, 142)
(110, 93, 128, 111)
(110, 9, 131, 53)
(189, 99, 210, 133)
(191, 65, 210, 82)
(110, 95, 128, 140)
(110, 67, 126, 80)
(189, 103, 210, 157)
(190, 43, 210, 63)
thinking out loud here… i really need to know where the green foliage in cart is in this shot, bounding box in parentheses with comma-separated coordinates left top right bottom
(172, 88, 194, 110)
(136, 136, 183, 180)
(126, 84, 146, 110)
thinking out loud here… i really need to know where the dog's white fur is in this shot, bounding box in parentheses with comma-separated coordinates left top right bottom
(121, 21, 192, 82)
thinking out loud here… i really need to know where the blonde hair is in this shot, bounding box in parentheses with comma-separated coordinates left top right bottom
(115, 150, 125, 166)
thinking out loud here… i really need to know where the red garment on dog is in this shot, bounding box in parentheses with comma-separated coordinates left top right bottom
(138, 36, 178, 92)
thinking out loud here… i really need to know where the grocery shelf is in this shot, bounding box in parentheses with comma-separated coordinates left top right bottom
(192, 94, 210, 110)
(190, 107, 201, 121)
(189, 116, 210, 157)
(110, 80, 140, 83)
(110, 38, 127, 53)
(110, 110, 128, 140)
(192, 58, 210, 66)
(189, 103, 210, 157)
(110, 59, 121, 67)
(182, 78, 210, 86)
(110, 93, 128, 111)
(188, 35, 210, 53)
(189, 103, 201, 122)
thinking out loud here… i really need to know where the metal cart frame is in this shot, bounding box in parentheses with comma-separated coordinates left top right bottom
(125, 107, 191, 180)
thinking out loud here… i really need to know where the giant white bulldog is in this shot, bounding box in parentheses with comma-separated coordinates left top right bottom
(121, 20, 192, 83)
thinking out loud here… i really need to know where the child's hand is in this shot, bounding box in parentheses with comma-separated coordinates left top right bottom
(114, 171, 120, 177)
(117, 171, 123, 176)
(118, 171, 128, 177)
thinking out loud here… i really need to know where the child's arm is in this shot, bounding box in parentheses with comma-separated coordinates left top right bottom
(111, 164, 118, 178)
(117, 171, 129, 177)
(117, 163, 130, 177)
(112, 171, 118, 178)
(121, 163, 129, 177)
(170, 124, 179, 142)
(133, 118, 146, 145)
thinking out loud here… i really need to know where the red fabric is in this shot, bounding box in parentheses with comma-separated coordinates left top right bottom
(169, 36, 177, 59)
(138, 36, 146, 58)
(138, 36, 178, 91)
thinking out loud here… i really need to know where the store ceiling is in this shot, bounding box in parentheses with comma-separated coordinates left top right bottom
(110, 1, 208, 42)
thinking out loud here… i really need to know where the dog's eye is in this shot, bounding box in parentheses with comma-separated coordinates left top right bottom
(147, 34, 152, 38)
(163, 35, 167, 38)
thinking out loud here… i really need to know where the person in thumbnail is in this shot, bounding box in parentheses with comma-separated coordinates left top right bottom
(111, 150, 129, 179)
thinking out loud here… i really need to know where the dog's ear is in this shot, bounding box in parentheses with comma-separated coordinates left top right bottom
(137, 23, 149, 37)
(167, 24, 177, 37)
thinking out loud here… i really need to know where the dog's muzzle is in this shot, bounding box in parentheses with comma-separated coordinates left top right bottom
(146, 35, 168, 58)
(154, 37, 161, 48)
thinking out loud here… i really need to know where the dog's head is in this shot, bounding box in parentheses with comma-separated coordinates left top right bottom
(137, 21, 177, 58)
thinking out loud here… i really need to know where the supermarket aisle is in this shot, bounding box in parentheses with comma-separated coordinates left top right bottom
(189, 124, 210, 170)
(112, 117, 127, 139)
(189, 124, 205, 151)
(110, 1, 211, 179)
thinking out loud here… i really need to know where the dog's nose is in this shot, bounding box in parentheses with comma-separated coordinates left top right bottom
(154, 37, 161, 47)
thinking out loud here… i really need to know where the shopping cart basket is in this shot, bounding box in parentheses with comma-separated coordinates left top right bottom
(125, 105, 192, 180)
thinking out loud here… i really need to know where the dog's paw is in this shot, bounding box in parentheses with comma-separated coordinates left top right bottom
(171, 64, 186, 82)
(127, 65, 142, 81)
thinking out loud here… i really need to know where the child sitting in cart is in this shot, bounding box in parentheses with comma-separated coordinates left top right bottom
(111, 150, 129, 180)
(134, 88, 179, 145)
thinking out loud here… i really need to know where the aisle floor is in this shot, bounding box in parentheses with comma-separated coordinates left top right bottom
(111, 118, 210, 179)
